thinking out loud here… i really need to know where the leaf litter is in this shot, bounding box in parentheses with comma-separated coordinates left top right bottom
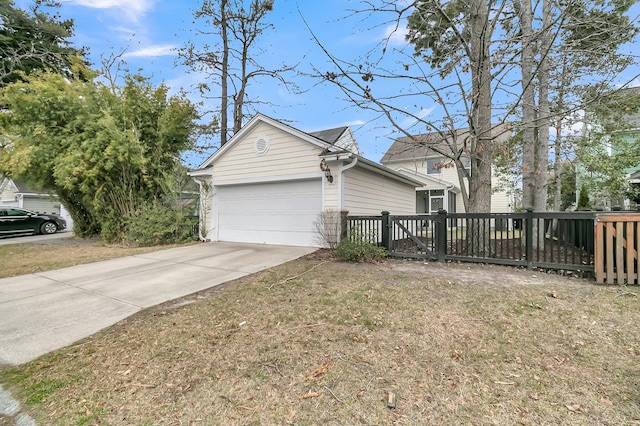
(1, 258, 639, 425)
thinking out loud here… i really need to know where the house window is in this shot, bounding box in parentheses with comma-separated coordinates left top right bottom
(460, 156, 471, 176)
(426, 157, 443, 174)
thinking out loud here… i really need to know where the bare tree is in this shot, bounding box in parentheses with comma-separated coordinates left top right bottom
(306, 0, 508, 215)
(179, 0, 297, 146)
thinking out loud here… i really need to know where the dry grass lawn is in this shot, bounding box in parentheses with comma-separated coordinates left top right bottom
(1, 255, 640, 425)
(0, 239, 193, 279)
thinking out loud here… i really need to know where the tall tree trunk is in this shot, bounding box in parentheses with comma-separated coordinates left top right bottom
(553, 122, 562, 212)
(519, 0, 535, 213)
(234, 42, 249, 133)
(536, 0, 551, 214)
(220, 0, 229, 146)
(465, 0, 492, 256)
(518, 0, 542, 250)
(467, 0, 492, 214)
(535, 0, 552, 245)
(552, 57, 568, 213)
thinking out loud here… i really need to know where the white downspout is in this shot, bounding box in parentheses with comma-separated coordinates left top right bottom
(191, 178, 206, 242)
(338, 157, 358, 210)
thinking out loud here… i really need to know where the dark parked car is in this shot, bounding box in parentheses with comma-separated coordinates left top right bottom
(0, 207, 67, 236)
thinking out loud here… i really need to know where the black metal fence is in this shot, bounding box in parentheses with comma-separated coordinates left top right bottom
(347, 209, 599, 277)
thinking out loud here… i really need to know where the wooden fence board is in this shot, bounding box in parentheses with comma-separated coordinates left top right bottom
(595, 221, 604, 284)
(594, 214, 640, 285)
(606, 222, 615, 284)
(627, 223, 637, 283)
(617, 224, 625, 284)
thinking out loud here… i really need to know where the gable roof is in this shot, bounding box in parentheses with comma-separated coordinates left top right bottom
(381, 123, 511, 164)
(197, 113, 344, 169)
(190, 114, 422, 187)
(13, 179, 37, 194)
(0, 177, 46, 195)
(393, 167, 461, 192)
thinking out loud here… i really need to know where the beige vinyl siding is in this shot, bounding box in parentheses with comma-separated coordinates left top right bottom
(0, 181, 17, 204)
(388, 159, 466, 189)
(213, 121, 323, 182)
(387, 160, 423, 174)
(343, 167, 415, 215)
(490, 175, 513, 213)
(23, 197, 59, 214)
(323, 171, 340, 211)
(1, 188, 15, 204)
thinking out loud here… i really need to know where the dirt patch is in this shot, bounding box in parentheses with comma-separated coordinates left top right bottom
(387, 259, 584, 287)
(302, 248, 338, 261)
(2, 258, 639, 425)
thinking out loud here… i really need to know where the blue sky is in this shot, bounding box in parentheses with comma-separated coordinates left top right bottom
(16, 0, 413, 165)
(13, 1, 640, 166)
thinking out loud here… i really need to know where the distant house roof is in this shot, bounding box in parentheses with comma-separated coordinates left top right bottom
(12, 179, 39, 194)
(381, 124, 511, 163)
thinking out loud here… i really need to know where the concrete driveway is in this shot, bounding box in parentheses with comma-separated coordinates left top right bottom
(0, 242, 316, 365)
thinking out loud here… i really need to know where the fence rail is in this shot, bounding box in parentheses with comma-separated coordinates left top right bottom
(347, 210, 640, 283)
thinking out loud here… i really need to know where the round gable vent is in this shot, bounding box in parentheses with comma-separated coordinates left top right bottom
(255, 136, 269, 156)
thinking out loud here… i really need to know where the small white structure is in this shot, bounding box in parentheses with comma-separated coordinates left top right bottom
(189, 114, 421, 247)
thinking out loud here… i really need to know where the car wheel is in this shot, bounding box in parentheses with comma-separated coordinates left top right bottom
(40, 222, 58, 235)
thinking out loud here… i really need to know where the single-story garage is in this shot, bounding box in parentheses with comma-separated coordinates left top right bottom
(189, 114, 422, 247)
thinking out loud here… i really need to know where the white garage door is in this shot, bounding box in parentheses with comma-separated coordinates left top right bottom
(217, 179, 322, 246)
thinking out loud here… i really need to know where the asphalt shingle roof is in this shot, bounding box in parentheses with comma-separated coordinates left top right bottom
(381, 124, 511, 163)
(308, 126, 348, 144)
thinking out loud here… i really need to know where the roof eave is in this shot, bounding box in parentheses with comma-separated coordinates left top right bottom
(196, 113, 335, 170)
(354, 156, 424, 187)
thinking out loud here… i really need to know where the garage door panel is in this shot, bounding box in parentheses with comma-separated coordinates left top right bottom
(217, 179, 322, 246)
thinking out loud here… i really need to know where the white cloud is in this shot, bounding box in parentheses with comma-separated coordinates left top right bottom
(382, 23, 409, 47)
(68, 0, 152, 12)
(342, 119, 366, 127)
(400, 106, 437, 129)
(124, 44, 177, 58)
(66, 0, 153, 22)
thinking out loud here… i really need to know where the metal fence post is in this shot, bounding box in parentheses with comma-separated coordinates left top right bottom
(381, 211, 390, 251)
(525, 207, 534, 270)
(437, 209, 447, 262)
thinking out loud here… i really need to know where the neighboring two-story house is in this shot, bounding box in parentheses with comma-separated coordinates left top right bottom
(577, 86, 640, 209)
(380, 124, 515, 214)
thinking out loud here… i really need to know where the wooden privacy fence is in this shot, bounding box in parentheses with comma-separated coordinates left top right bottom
(595, 214, 640, 284)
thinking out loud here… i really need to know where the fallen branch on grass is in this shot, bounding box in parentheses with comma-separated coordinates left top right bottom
(268, 261, 331, 290)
